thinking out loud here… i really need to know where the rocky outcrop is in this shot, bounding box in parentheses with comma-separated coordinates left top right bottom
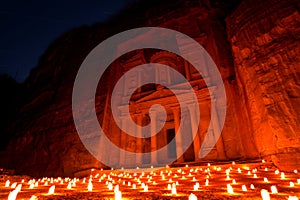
(226, 0, 300, 171)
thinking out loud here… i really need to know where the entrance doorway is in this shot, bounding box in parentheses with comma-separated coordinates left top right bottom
(166, 128, 177, 159)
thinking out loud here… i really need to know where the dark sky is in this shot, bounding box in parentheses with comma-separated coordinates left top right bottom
(0, 0, 131, 83)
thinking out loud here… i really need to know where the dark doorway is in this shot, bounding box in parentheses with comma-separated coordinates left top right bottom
(167, 128, 177, 159)
(182, 117, 195, 162)
(142, 138, 151, 164)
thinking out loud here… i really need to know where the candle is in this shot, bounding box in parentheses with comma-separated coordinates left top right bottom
(143, 185, 148, 192)
(29, 195, 38, 200)
(114, 190, 122, 200)
(48, 185, 55, 195)
(171, 187, 177, 195)
(5, 180, 10, 187)
(242, 185, 247, 191)
(261, 189, 270, 200)
(67, 182, 72, 189)
(87, 181, 93, 191)
(227, 184, 234, 194)
(189, 193, 197, 200)
(288, 196, 299, 200)
(8, 190, 18, 200)
(270, 185, 278, 193)
(10, 182, 17, 189)
(281, 172, 285, 179)
(132, 184, 136, 189)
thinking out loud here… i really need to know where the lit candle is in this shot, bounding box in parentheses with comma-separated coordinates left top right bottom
(132, 184, 136, 189)
(114, 190, 122, 200)
(227, 184, 234, 194)
(171, 186, 177, 195)
(205, 179, 209, 186)
(281, 172, 285, 179)
(48, 185, 55, 195)
(288, 196, 299, 200)
(168, 184, 171, 190)
(270, 185, 278, 194)
(10, 182, 17, 189)
(29, 195, 38, 200)
(260, 189, 270, 200)
(143, 185, 148, 192)
(29, 183, 35, 189)
(108, 182, 113, 190)
(7, 190, 18, 200)
(189, 193, 197, 200)
(88, 181, 93, 191)
(67, 182, 72, 189)
(5, 180, 10, 187)
(242, 185, 247, 191)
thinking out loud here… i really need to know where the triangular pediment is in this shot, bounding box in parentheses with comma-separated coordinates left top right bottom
(136, 89, 174, 103)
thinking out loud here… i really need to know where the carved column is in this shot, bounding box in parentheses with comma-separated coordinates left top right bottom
(211, 98, 227, 159)
(187, 103, 201, 161)
(184, 60, 191, 81)
(119, 117, 128, 166)
(136, 114, 143, 166)
(149, 110, 158, 165)
(173, 107, 184, 162)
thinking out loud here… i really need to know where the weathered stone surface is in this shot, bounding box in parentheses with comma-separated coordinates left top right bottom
(226, 0, 300, 171)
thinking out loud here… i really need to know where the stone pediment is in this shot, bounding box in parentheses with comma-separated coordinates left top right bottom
(135, 86, 196, 103)
(136, 88, 174, 103)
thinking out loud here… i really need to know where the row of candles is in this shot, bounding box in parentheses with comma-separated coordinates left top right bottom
(2, 161, 300, 199)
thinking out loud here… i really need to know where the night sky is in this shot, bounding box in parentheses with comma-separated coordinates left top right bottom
(0, 0, 132, 83)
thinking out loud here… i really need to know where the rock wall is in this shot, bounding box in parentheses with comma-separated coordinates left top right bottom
(226, 0, 300, 170)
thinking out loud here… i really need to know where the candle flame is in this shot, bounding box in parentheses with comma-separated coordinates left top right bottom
(242, 185, 247, 191)
(270, 185, 278, 194)
(7, 190, 18, 200)
(48, 185, 55, 195)
(205, 179, 209, 186)
(261, 189, 270, 200)
(5, 180, 10, 187)
(114, 190, 122, 200)
(281, 172, 285, 179)
(288, 196, 299, 200)
(171, 187, 177, 195)
(88, 181, 93, 191)
(29, 195, 38, 200)
(189, 193, 197, 200)
(143, 185, 148, 192)
(227, 184, 234, 194)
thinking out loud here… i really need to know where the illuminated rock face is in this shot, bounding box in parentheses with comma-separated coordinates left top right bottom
(0, 0, 299, 176)
(226, 0, 300, 171)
